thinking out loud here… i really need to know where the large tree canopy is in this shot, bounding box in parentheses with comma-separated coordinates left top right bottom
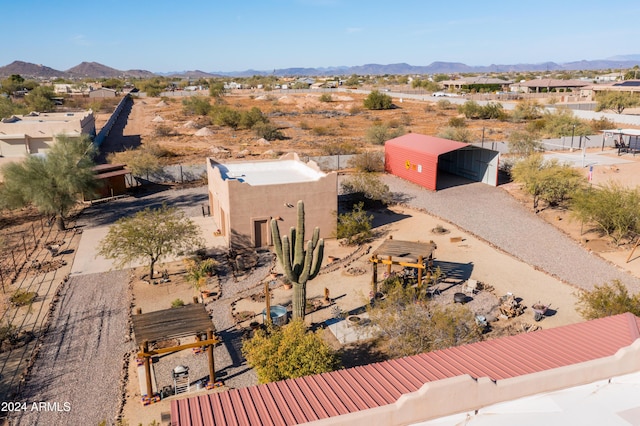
(0, 134, 99, 229)
(98, 204, 204, 279)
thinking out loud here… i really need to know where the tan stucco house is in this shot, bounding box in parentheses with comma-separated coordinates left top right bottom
(0, 110, 95, 158)
(206, 153, 337, 249)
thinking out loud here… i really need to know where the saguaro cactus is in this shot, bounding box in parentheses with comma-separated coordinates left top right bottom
(271, 200, 324, 319)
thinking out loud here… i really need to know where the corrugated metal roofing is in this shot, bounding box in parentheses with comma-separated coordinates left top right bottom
(171, 313, 640, 426)
(386, 134, 469, 157)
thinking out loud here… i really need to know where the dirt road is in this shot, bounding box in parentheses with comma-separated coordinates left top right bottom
(11, 270, 132, 426)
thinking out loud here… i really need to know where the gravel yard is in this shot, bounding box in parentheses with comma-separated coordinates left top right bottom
(11, 270, 132, 426)
(382, 174, 640, 294)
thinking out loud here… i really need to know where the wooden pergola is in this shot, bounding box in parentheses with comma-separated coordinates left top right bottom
(370, 238, 437, 293)
(132, 304, 219, 399)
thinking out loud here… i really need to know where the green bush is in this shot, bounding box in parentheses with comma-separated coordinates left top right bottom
(253, 122, 285, 141)
(319, 93, 332, 102)
(182, 96, 211, 116)
(363, 90, 393, 110)
(171, 298, 185, 308)
(448, 117, 467, 128)
(577, 280, 640, 319)
(366, 124, 405, 145)
(336, 202, 373, 245)
(348, 151, 385, 173)
(341, 172, 392, 205)
(437, 126, 472, 142)
(10, 289, 37, 306)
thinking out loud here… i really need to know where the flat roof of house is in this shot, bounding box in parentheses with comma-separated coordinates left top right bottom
(213, 159, 326, 186)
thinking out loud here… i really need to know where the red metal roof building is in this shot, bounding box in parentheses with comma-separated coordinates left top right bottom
(384, 133, 499, 191)
(170, 313, 640, 425)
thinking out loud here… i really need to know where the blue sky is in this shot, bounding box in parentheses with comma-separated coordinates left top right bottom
(2, 0, 639, 73)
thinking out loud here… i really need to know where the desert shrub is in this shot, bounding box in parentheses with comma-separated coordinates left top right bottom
(363, 90, 393, 110)
(10, 289, 37, 307)
(311, 126, 334, 136)
(576, 280, 640, 319)
(399, 113, 412, 126)
(511, 99, 543, 122)
(448, 117, 467, 128)
(242, 319, 340, 383)
(536, 107, 591, 138)
(319, 93, 332, 102)
(349, 104, 363, 115)
(341, 172, 392, 205)
(368, 283, 481, 358)
(438, 126, 472, 142)
(436, 99, 453, 110)
(171, 298, 185, 308)
(253, 122, 285, 141)
(182, 96, 211, 116)
(348, 151, 384, 172)
(366, 124, 405, 145)
(240, 106, 268, 129)
(571, 183, 640, 245)
(335, 202, 373, 245)
(590, 116, 616, 132)
(458, 101, 505, 120)
(508, 130, 543, 158)
(214, 106, 242, 129)
(152, 124, 174, 137)
(320, 141, 358, 155)
(299, 120, 311, 130)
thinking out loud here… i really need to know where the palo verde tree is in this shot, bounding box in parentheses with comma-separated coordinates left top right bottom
(596, 91, 640, 114)
(271, 200, 324, 320)
(98, 204, 204, 279)
(0, 134, 99, 230)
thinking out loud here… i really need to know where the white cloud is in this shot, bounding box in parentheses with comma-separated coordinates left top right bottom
(72, 35, 91, 46)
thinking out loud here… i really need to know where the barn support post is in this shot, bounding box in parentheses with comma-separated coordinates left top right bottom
(417, 256, 423, 285)
(142, 341, 152, 398)
(386, 256, 392, 275)
(207, 329, 215, 384)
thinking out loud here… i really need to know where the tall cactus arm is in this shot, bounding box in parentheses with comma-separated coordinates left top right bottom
(311, 227, 320, 250)
(298, 240, 315, 285)
(281, 235, 296, 282)
(289, 227, 297, 269)
(293, 200, 305, 270)
(308, 238, 324, 281)
(271, 219, 283, 263)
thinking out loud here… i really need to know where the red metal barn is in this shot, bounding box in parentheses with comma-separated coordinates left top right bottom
(384, 133, 499, 190)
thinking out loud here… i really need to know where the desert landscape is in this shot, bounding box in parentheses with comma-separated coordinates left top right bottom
(3, 90, 640, 425)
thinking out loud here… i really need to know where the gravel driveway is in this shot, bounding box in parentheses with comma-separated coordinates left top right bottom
(11, 270, 132, 426)
(382, 175, 640, 293)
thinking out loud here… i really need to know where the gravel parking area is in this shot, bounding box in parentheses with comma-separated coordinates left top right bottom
(11, 270, 132, 426)
(382, 175, 640, 293)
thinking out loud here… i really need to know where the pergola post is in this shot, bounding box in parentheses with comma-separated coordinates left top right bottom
(207, 329, 215, 385)
(142, 340, 152, 397)
(386, 256, 392, 275)
(372, 255, 378, 295)
(417, 256, 423, 285)
(264, 281, 271, 325)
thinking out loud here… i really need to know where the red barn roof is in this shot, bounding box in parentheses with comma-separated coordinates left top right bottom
(171, 313, 640, 425)
(385, 133, 469, 157)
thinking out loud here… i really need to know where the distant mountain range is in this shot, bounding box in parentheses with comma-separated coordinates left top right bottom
(1, 55, 639, 79)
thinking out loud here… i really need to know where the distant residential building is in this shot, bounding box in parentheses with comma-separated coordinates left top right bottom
(0, 110, 95, 158)
(440, 76, 513, 92)
(510, 78, 591, 93)
(88, 87, 117, 98)
(595, 72, 623, 82)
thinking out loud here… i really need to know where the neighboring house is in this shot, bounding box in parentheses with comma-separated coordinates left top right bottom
(0, 110, 95, 158)
(510, 78, 591, 93)
(170, 313, 640, 425)
(206, 153, 337, 249)
(582, 80, 640, 99)
(440, 76, 513, 92)
(88, 87, 117, 98)
(595, 72, 624, 82)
